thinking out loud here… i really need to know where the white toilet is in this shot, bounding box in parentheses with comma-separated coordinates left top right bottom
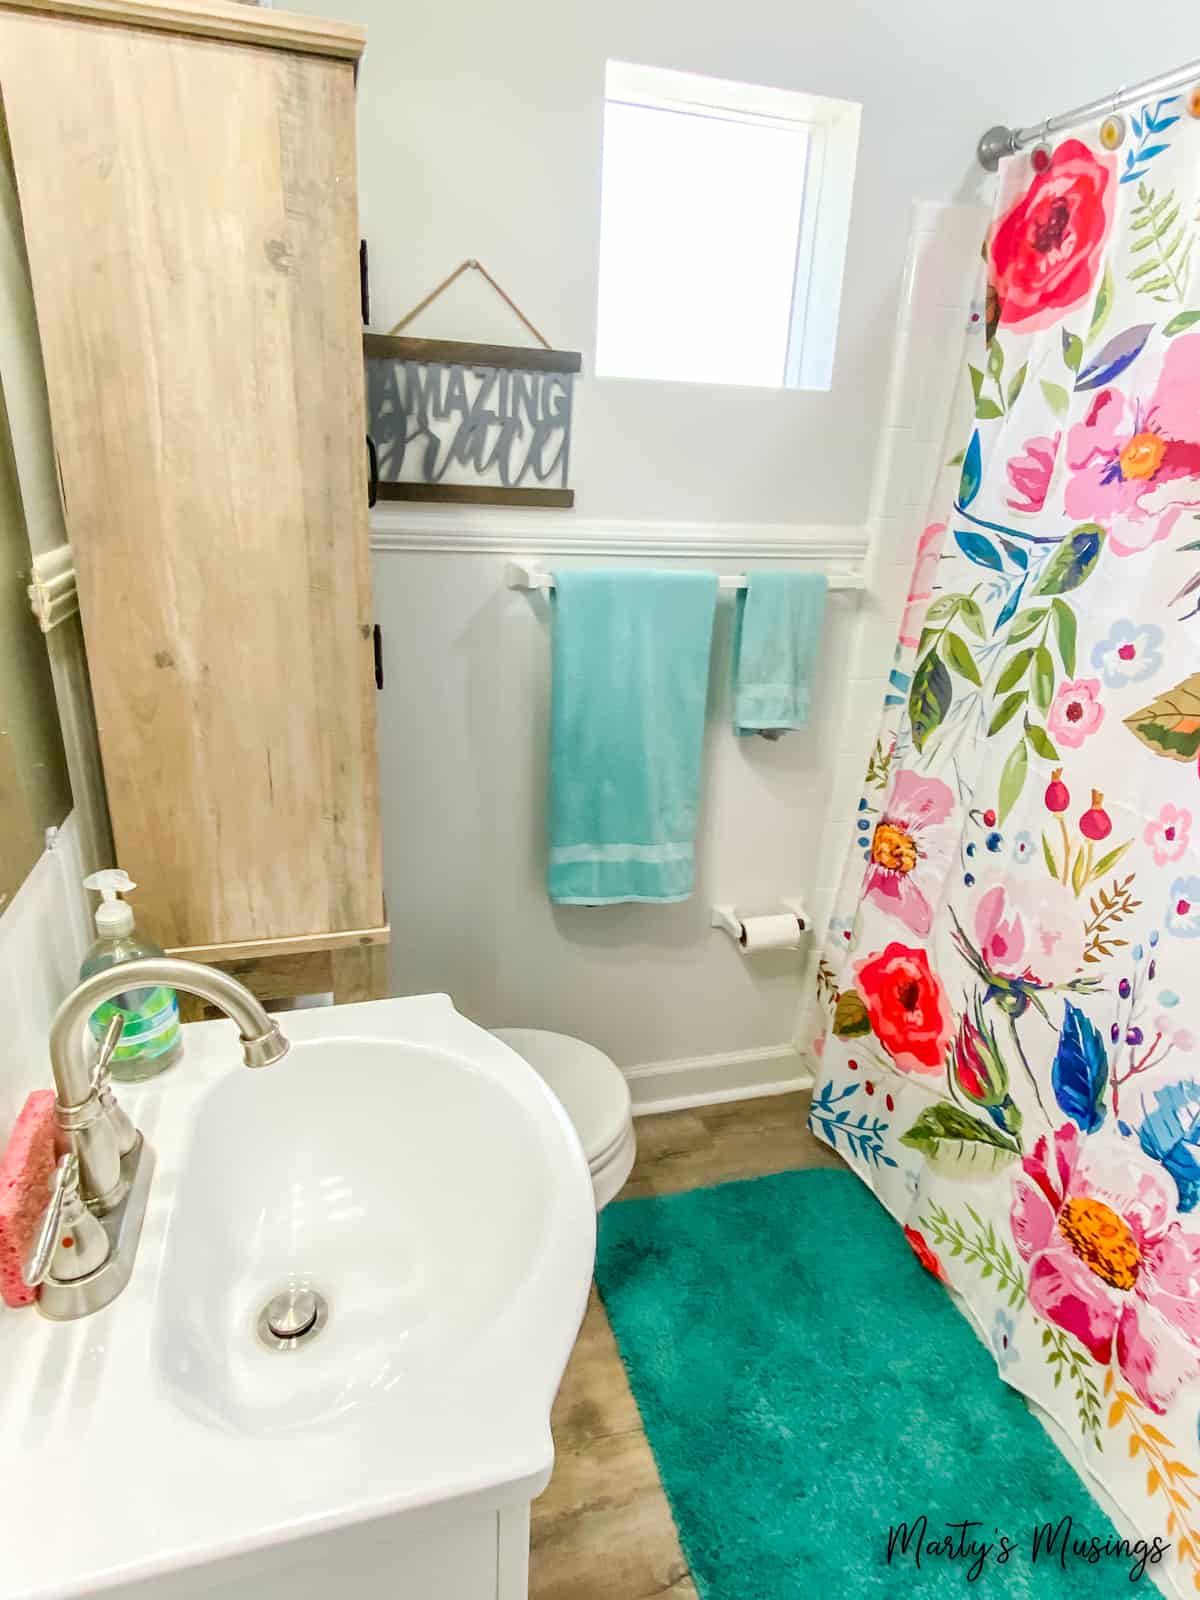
(491, 1028, 636, 1211)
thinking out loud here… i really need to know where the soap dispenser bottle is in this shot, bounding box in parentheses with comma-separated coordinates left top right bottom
(79, 869, 183, 1080)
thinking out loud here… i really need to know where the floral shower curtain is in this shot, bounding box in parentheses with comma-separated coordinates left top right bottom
(811, 95, 1200, 1594)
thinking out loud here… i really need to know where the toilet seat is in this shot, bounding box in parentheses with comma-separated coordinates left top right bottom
(491, 1028, 636, 1211)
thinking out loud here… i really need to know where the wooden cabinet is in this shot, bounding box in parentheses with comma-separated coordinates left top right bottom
(0, 0, 386, 989)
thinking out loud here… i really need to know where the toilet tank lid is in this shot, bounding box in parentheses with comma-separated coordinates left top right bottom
(491, 1028, 631, 1163)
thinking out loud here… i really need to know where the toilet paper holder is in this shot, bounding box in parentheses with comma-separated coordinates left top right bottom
(712, 900, 808, 946)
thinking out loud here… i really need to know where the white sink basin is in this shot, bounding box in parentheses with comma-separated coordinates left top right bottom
(157, 1031, 567, 1436)
(0, 995, 596, 1600)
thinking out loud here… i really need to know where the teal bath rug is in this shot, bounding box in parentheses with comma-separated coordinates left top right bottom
(596, 1170, 1143, 1597)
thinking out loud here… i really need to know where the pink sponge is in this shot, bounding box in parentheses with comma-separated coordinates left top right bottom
(0, 1090, 58, 1308)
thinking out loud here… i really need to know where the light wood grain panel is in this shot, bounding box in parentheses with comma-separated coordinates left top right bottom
(0, 14, 382, 948)
(167, 921, 388, 964)
(329, 941, 389, 1003)
(0, 0, 365, 60)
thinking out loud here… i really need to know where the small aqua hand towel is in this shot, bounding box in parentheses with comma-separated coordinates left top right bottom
(548, 569, 719, 905)
(731, 571, 828, 736)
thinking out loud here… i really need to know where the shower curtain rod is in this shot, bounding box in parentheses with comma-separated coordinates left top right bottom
(976, 56, 1200, 170)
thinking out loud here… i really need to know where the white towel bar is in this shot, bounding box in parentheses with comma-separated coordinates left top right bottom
(505, 560, 866, 594)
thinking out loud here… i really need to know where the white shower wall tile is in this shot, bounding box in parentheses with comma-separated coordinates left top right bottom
(910, 320, 974, 445)
(910, 202, 986, 307)
(879, 432, 947, 519)
(799, 201, 987, 1046)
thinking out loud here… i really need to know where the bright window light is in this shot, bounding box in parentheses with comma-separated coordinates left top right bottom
(595, 61, 861, 391)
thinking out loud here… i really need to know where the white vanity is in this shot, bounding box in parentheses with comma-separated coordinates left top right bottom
(0, 995, 596, 1599)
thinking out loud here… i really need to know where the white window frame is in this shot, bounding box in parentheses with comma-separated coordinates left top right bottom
(601, 60, 862, 391)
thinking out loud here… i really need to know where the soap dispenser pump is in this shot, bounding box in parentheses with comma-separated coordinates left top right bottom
(80, 869, 183, 1080)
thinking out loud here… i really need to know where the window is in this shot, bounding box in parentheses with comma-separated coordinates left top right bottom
(595, 61, 861, 391)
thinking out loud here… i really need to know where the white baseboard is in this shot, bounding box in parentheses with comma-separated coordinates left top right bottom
(624, 1042, 812, 1117)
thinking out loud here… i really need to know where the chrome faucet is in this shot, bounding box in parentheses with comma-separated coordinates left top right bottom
(29, 958, 289, 1320)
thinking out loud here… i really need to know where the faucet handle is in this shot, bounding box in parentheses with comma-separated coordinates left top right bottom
(24, 1154, 77, 1287)
(92, 1014, 137, 1159)
(24, 1153, 110, 1288)
(92, 1013, 124, 1090)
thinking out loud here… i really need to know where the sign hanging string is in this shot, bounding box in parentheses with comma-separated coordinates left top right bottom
(386, 259, 553, 350)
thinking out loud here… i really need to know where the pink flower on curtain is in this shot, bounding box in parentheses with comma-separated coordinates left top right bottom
(1064, 333, 1200, 556)
(974, 879, 1082, 985)
(897, 523, 945, 650)
(1006, 434, 1061, 513)
(1011, 1125, 1200, 1413)
(1046, 678, 1104, 748)
(1145, 804, 1192, 867)
(853, 943, 955, 1076)
(863, 770, 956, 936)
(989, 140, 1115, 331)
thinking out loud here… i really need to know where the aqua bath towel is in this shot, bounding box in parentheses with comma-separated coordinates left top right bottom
(732, 570, 828, 735)
(548, 569, 718, 905)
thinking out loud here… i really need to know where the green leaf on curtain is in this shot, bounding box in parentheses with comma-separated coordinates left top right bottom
(1032, 647, 1055, 713)
(969, 365, 985, 403)
(1040, 380, 1070, 418)
(958, 429, 983, 509)
(900, 1102, 1020, 1178)
(909, 651, 952, 752)
(1032, 525, 1105, 595)
(1090, 841, 1131, 878)
(942, 632, 982, 685)
(1071, 847, 1089, 895)
(1127, 184, 1192, 307)
(958, 597, 986, 639)
(1164, 310, 1200, 337)
(996, 648, 1034, 693)
(1023, 720, 1059, 761)
(1062, 329, 1083, 372)
(975, 398, 1003, 420)
(987, 690, 1027, 736)
(1088, 263, 1114, 343)
(832, 990, 871, 1037)
(925, 594, 961, 623)
(1007, 608, 1047, 643)
(1124, 673, 1200, 763)
(999, 740, 1028, 822)
(1042, 834, 1059, 877)
(1006, 361, 1028, 409)
(1050, 599, 1077, 675)
(987, 340, 1005, 381)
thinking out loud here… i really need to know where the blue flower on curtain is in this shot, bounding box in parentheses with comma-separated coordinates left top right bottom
(1091, 618, 1164, 685)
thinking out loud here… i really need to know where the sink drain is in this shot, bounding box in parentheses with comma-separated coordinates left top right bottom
(256, 1287, 329, 1351)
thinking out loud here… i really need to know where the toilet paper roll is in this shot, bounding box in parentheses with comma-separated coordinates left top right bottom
(738, 914, 803, 952)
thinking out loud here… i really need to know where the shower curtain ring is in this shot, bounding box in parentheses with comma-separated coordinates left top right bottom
(1101, 89, 1129, 151)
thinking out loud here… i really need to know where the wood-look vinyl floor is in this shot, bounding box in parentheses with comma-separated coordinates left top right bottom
(528, 1090, 843, 1600)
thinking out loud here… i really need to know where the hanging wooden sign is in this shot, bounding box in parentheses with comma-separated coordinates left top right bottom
(364, 334, 580, 508)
